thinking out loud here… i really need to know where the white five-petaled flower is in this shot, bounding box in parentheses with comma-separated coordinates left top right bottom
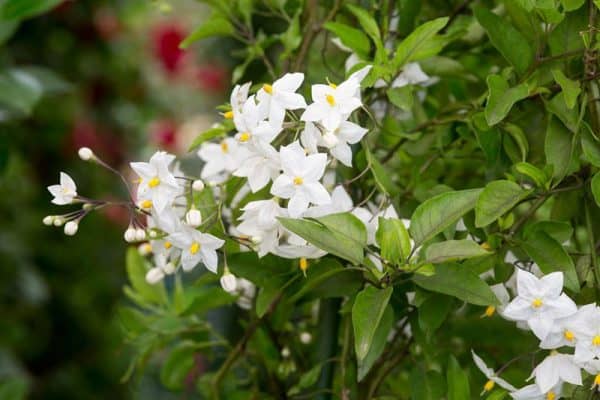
(539, 303, 596, 349)
(48, 172, 78, 205)
(510, 382, 563, 400)
(236, 198, 286, 257)
(234, 95, 281, 147)
(303, 185, 353, 218)
(256, 72, 307, 128)
(571, 303, 600, 363)
(374, 62, 430, 89)
(301, 77, 362, 127)
(168, 225, 224, 273)
(300, 120, 367, 167)
(270, 141, 330, 218)
(233, 142, 281, 192)
(502, 269, 577, 341)
(198, 137, 249, 180)
(130, 151, 182, 213)
(528, 353, 581, 394)
(472, 350, 517, 394)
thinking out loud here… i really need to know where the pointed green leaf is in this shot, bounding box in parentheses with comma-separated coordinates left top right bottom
(545, 116, 574, 183)
(393, 17, 448, 68)
(323, 21, 371, 59)
(551, 69, 580, 109)
(425, 240, 491, 264)
(352, 285, 393, 360)
(447, 356, 471, 400)
(476, 180, 532, 227)
(179, 16, 234, 49)
(484, 74, 529, 126)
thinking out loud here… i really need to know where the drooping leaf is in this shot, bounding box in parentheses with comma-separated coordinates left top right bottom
(323, 21, 371, 59)
(125, 248, 168, 305)
(447, 355, 471, 400)
(410, 188, 483, 246)
(357, 305, 393, 381)
(392, 17, 448, 68)
(179, 15, 234, 49)
(484, 74, 529, 126)
(352, 285, 393, 361)
(345, 5, 381, 45)
(424, 240, 491, 264)
(475, 180, 532, 228)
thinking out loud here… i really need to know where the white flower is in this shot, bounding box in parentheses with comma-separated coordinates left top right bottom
(374, 62, 430, 89)
(145, 267, 165, 284)
(300, 120, 368, 167)
(229, 82, 251, 118)
(510, 382, 562, 400)
(233, 142, 281, 192)
(234, 96, 281, 147)
(301, 77, 362, 127)
(572, 303, 600, 363)
(130, 151, 182, 213)
(539, 303, 596, 349)
(48, 172, 78, 205)
(198, 137, 249, 180)
(237, 199, 286, 257)
(472, 350, 517, 394)
(168, 225, 225, 273)
(256, 72, 307, 128)
(502, 269, 577, 340)
(529, 353, 581, 393)
(270, 141, 330, 218)
(303, 185, 353, 218)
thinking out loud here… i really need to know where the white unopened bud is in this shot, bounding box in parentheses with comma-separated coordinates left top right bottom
(53, 217, 64, 227)
(124, 227, 136, 242)
(64, 221, 79, 236)
(162, 262, 176, 274)
(281, 347, 291, 358)
(322, 131, 339, 148)
(78, 147, 94, 161)
(192, 180, 205, 191)
(299, 332, 312, 344)
(185, 208, 202, 227)
(138, 243, 152, 256)
(43, 216, 54, 226)
(145, 267, 165, 284)
(135, 228, 146, 241)
(149, 230, 158, 238)
(220, 273, 237, 293)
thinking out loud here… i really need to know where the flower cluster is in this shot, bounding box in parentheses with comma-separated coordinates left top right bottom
(474, 268, 600, 399)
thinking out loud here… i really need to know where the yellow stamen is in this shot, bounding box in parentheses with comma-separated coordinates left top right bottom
(532, 298, 543, 309)
(481, 242, 492, 251)
(239, 132, 251, 142)
(164, 241, 172, 250)
(564, 330, 575, 342)
(299, 257, 308, 272)
(220, 140, 229, 153)
(263, 84, 273, 94)
(141, 243, 152, 253)
(483, 380, 495, 392)
(223, 110, 234, 119)
(148, 177, 160, 188)
(293, 176, 304, 185)
(189, 242, 200, 255)
(325, 94, 335, 106)
(141, 200, 153, 209)
(546, 391, 555, 400)
(593, 335, 600, 346)
(328, 82, 337, 89)
(594, 374, 600, 386)
(484, 305, 496, 317)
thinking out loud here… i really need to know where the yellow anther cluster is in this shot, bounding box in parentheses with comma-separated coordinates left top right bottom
(223, 110, 234, 119)
(141, 200, 153, 209)
(484, 305, 496, 317)
(263, 84, 273, 94)
(190, 242, 200, 255)
(148, 177, 160, 188)
(293, 176, 304, 185)
(239, 132, 251, 142)
(221, 140, 229, 153)
(326, 94, 335, 106)
(531, 298, 543, 309)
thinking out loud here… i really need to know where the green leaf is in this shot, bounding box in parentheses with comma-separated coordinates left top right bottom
(475, 180, 532, 228)
(278, 213, 366, 264)
(503, 123, 529, 161)
(0, 20, 18, 46)
(345, 5, 381, 45)
(392, 17, 448, 68)
(352, 285, 393, 361)
(546, 92, 579, 133)
(418, 293, 453, 333)
(545, 116, 574, 183)
(473, 7, 534, 74)
(581, 122, 600, 167)
(410, 188, 483, 246)
(424, 240, 491, 264)
(0, 0, 62, 20)
(376, 217, 411, 265)
(520, 231, 579, 292)
(363, 147, 398, 195)
(0, 68, 43, 115)
(188, 126, 227, 151)
(551, 69, 580, 109)
(227, 253, 292, 287)
(125, 248, 167, 305)
(447, 356, 471, 400)
(323, 21, 371, 59)
(561, 0, 586, 10)
(279, 10, 301, 61)
(287, 363, 323, 395)
(412, 264, 499, 306)
(591, 172, 600, 207)
(160, 343, 196, 390)
(358, 305, 393, 381)
(387, 86, 414, 111)
(523, 220, 573, 244)
(484, 74, 529, 126)
(0, 378, 28, 400)
(514, 162, 550, 188)
(180, 287, 236, 316)
(179, 15, 234, 49)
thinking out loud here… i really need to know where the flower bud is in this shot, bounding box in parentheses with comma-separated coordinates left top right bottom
(220, 272, 237, 293)
(299, 332, 312, 344)
(162, 262, 176, 275)
(192, 180, 205, 191)
(185, 208, 202, 227)
(78, 147, 94, 161)
(138, 243, 152, 256)
(64, 221, 79, 236)
(53, 217, 64, 226)
(281, 347, 291, 358)
(124, 227, 136, 242)
(145, 267, 164, 284)
(43, 215, 54, 226)
(135, 228, 146, 241)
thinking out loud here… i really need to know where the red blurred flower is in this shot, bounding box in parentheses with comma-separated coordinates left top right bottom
(195, 63, 228, 94)
(149, 119, 178, 151)
(152, 23, 188, 75)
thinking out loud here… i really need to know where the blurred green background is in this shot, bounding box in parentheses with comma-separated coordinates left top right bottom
(0, 1, 234, 398)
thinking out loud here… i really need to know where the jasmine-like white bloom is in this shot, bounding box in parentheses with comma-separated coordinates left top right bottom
(229, 82, 251, 118)
(233, 142, 281, 192)
(168, 225, 225, 273)
(300, 120, 367, 167)
(572, 304, 600, 363)
(540, 303, 596, 349)
(48, 172, 78, 205)
(510, 382, 563, 400)
(303, 185, 353, 218)
(256, 72, 307, 128)
(529, 353, 581, 393)
(198, 137, 249, 180)
(301, 77, 362, 127)
(472, 350, 518, 394)
(234, 96, 281, 147)
(237, 198, 286, 257)
(502, 269, 577, 340)
(581, 359, 600, 390)
(270, 141, 330, 218)
(130, 151, 182, 213)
